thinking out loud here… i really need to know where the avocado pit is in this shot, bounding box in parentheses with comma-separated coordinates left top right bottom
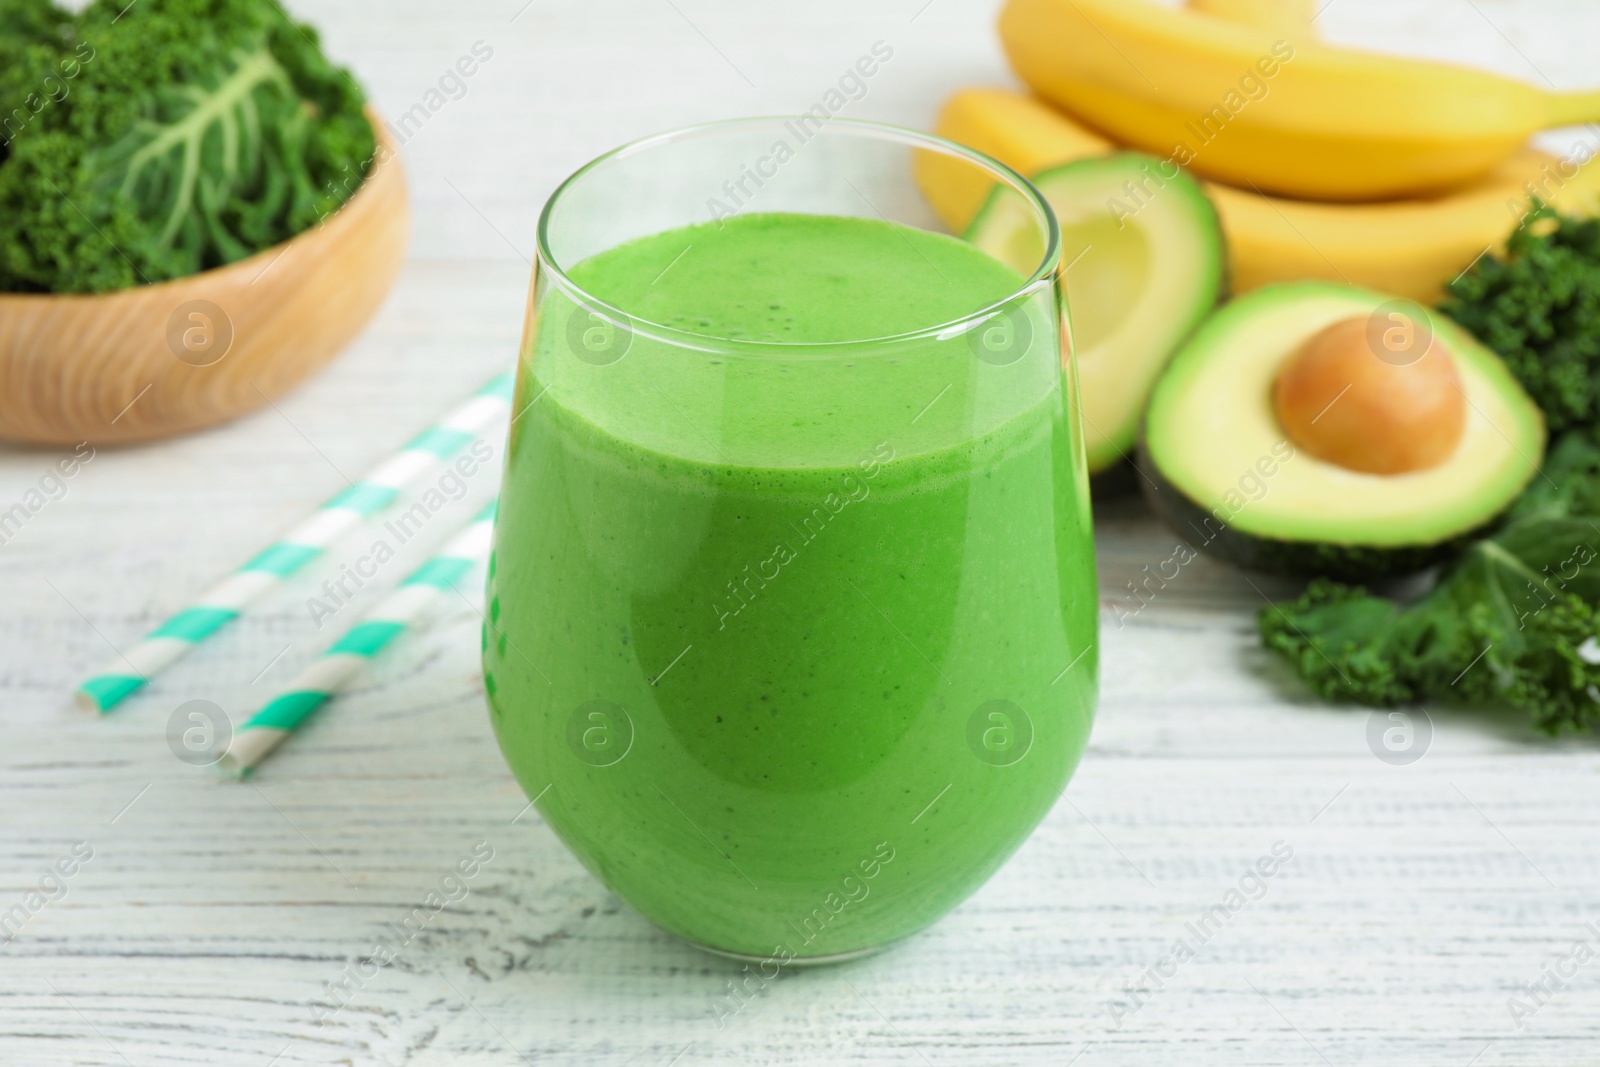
(1272, 315, 1465, 475)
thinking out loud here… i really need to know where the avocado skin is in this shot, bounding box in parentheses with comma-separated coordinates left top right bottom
(1135, 441, 1492, 581)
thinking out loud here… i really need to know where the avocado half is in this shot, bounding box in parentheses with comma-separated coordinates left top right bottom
(1139, 282, 1546, 580)
(967, 153, 1225, 492)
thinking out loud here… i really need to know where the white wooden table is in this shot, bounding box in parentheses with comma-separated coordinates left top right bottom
(4, 1, 1599, 1063)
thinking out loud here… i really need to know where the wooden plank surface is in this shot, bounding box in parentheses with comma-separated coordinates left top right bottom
(3, 1, 1598, 1063)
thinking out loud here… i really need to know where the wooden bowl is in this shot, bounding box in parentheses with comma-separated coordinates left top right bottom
(0, 109, 408, 447)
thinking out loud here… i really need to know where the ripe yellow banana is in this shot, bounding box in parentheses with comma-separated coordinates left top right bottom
(922, 89, 1112, 228)
(917, 88, 1600, 301)
(998, 0, 1600, 201)
(1185, 0, 1314, 37)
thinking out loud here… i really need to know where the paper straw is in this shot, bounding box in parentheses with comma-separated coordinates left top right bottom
(216, 499, 497, 778)
(75, 373, 514, 714)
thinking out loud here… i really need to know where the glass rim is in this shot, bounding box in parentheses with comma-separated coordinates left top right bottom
(533, 116, 1062, 353)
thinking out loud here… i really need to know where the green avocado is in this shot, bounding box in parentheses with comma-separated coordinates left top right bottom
(967, 153, 1225, 492)
(1139, 282, 1546, 580)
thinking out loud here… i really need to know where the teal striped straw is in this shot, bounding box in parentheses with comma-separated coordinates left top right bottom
(74, 373, 514, 714)
(216, 499, 497, 777)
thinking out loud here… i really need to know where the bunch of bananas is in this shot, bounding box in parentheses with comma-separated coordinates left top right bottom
(919, 0, 1600, 300)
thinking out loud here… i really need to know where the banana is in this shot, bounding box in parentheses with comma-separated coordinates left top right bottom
(916, 88, 1600, 301)
(998, 0, 1600, 201)
(1185, 0, 1314, 37)
(920, 89, 1111, 229)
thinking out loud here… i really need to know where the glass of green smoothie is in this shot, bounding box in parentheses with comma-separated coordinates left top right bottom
(484, 118, 1097, 963)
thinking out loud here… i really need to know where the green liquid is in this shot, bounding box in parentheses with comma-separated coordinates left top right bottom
(485, 212, 1097, 958)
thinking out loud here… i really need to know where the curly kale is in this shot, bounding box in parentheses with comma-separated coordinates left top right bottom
(1441, 203, 1600, 434)
(0, 0, 374, 293)
(0, 0, 66, 52)
(1505, 427, 1600, 521)
(1261, 433, 1600, 736)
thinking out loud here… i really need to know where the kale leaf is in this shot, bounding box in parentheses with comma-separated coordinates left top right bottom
(0, 0, 66, 52)
(1260, 432, 1600, 735)
(0, 0, 374, 293)
(1442, 203, 1600, 434)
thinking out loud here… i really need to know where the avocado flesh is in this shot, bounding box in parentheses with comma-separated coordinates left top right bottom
(967, 153, 1225, 479)
(1140, 282, 1546, 578)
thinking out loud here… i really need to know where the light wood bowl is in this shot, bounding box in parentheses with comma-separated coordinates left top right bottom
(0, 109, 408, 447)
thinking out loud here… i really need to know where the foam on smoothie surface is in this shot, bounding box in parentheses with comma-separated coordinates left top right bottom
(565, 211, 1026, 343)
(538, 212, 1045, 470)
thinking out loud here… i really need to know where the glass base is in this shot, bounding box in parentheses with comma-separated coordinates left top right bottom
(680, 934, 898, 968)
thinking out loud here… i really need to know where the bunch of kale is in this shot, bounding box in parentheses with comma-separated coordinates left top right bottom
(0, 0, 374, 292)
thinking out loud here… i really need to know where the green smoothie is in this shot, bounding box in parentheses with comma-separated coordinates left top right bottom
(485, 211, 1097, 959)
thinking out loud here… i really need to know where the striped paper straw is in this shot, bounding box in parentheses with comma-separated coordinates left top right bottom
(75, 373, 514, 714)
(216, 499, 497, 778)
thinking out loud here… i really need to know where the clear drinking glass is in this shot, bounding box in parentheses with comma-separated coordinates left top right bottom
(484, 118, 1098, 962)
